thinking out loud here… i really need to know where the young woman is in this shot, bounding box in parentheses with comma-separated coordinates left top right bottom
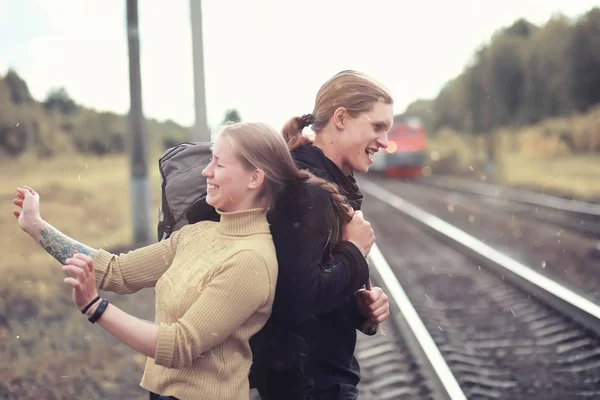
(12, 122, 359, 400)
(252, 70, 394, 400)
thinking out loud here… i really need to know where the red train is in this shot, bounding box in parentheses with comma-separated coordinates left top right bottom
(370, 114, 427, 178)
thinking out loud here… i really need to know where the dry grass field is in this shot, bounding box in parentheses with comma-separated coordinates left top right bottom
(1, 153, 164, 399)
(425, 106, 600, 201)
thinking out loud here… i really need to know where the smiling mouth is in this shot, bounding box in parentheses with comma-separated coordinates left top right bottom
(365, 148, 378, 160)
(207, 183, 219, 191)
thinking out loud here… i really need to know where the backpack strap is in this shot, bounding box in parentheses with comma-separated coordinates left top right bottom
(159, 173, 173, 241)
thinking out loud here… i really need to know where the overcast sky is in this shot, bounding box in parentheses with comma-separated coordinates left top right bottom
(1, 0, 597, 132)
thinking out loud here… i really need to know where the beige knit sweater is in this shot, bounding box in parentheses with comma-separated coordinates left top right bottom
(93, 208, 278, 400)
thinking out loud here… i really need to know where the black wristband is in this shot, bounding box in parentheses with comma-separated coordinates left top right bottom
(88, 299, 109, 324)
(81, 296, 101, 314)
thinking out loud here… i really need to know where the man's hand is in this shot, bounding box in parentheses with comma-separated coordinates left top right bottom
(357, 286, 389, 324)
(343, 210, 375, 257)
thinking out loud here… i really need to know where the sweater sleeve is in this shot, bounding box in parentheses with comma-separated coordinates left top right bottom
(154, 250, 274, 369)
(269, 184, 370, 324)
(93, 226, 188, 294)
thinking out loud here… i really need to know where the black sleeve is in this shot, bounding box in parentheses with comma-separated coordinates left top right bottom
(269, 183, 370, 324)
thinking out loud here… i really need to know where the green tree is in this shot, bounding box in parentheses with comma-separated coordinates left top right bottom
(488, 34, 527, 127)
(431, 73, 470, 132)
(222, 108, 241, 124)
(521, 14, 573, 123)
(404, 99, 435, 133)
(44, 87, 78, 114)
(465, 47, 492, 133)
(502, 18, 538, 38)
(568, 8, 600, 112)
(3, 69, 33, 105)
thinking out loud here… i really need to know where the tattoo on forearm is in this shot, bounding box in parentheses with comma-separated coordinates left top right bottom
(39, 227, 97, 265)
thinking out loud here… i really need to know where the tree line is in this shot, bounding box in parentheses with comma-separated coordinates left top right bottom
(405, 8, 600, 138)
(0, 69, 242, 158)
(2, 9, 598, 157)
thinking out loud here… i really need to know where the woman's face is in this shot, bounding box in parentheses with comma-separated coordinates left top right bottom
(202, 136, 262, 212)
(335, 101, 393, 175)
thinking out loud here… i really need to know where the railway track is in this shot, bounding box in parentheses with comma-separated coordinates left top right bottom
(363, 175, 600, 305)
(355, 319, 433, 400)
(414, 175, 600, 240)
(356, 180, 600, 399)
(255, 179, 600, 400)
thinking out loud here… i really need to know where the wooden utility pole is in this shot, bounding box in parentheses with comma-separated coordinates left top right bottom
(126, 0, 152, 246)
(190, 0, 210, 141)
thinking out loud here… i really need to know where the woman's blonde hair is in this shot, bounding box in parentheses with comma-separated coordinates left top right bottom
(222, 122, 380, 332)
(219, 121, 353, 226)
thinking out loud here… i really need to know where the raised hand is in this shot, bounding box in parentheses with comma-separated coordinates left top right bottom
(12, 186, 97, 265)
(13, 186, 42, 233)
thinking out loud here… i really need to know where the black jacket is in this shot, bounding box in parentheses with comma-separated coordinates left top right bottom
(292, 144, 371, 394)
(249, 143, 372, 398)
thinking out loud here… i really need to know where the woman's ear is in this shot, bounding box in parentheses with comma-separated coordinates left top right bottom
(248, 169, 265, 190)
(332, 107, 347, 130)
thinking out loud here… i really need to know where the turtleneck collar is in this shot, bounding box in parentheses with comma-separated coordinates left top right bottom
(216, 207, 270, 237)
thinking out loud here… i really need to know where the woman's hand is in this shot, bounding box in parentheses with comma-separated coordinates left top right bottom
(12, 186, 43, 234)
(62, 253, 160, 359)
(62, 253, 99, 312)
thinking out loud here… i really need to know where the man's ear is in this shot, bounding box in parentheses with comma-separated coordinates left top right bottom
(332, 107, 347, 130)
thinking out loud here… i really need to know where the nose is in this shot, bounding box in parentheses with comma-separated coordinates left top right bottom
(202, 164, 212, 178)
(377, 132, 389, 149)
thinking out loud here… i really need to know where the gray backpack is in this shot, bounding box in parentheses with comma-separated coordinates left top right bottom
(157, 141, 220, 241)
